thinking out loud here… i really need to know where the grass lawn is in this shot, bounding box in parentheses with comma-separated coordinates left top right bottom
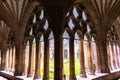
(40, 59, 80, 79)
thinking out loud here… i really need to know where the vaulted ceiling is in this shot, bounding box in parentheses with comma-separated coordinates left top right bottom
(0, 0, 120, 43)
(75, 0, 120, 40)
(0, 0, 29, 28)
(0, 0, 39, 33)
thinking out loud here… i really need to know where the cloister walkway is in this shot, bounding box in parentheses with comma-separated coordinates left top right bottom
(0, 69, 120, 80)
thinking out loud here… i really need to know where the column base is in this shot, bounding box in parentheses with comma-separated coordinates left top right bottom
(14, 71, 23, 76)
(34, 76, 41, 79)
(43, 77, 49, 80)
(0, 68, 5, 71)
(80, 73, 87, 78)
(27, 74, 34, 77)
(88, 70, 95, 75)
(22, 73, 27, 76)
(69, 74, 76, 80)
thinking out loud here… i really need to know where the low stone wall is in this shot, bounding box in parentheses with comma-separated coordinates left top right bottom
(92, 71, 120, 80)
(0, 71, 23, 80)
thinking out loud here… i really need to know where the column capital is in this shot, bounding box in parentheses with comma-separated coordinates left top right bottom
(28, 36, 34, 44)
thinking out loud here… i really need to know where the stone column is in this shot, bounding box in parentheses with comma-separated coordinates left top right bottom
(113, 42, 118, 69)
(10, 48, 12, 72)
(109, 42, 115, 70)
(88, 41, 94, 75)
(14, 37, 24, 76)
(96, 38, 110, 73)
(117, 44, 120, 67)
(0, 49, 1, 69)
(22, 43, 27, 76)
(118, 45, 120, 67)
(11, 46, 15, 72)
(115, 42, 119, 68)
(54, 33, 63, 80)
(107, 42, 112, 70)
(34, 37, 41, 79)
(1, 49, 7, 70)
(80, 40, 86, 77)
(27, 38, 34, 77)
(8, 48, 11, 71)
(111, 42, 117, 69)
(43, 36, 49, 80)
(69, 35, 76, 80)
(95, 41, 101, 73)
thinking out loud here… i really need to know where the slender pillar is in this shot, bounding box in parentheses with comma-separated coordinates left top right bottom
(43, 36, 49, 80)
(11, 46, 15, 72)
(113, 42, 118, 69)
(34, 37, 41, 79)
(80, 40, 86, 77)
(0, 51, 1, 69)
(115, 42, 119, 68)
(109, 42, 115, 70)
(107, 42, 112, 70)
(5, 49, 8, 71)
(27, 38, 34, 77)
(118, 44, 120, 68)
(22, 43, 27, 76)
(1, 49, 7, 70)
(69, 35, 76, 80)
(11, 47, 13, 72)
(54, 33, 63, 80)
(8, 48, 11, 71)
(95, 41, 101, 73)
(10, 48, 12, 72)
(111, 42, 117, 69)
(118, 45, 120, 67)
(88, 41, 94, 75)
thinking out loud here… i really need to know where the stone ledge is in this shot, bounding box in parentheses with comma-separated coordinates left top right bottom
(92, 71, 120, 80)
(0, 71, 23, 80)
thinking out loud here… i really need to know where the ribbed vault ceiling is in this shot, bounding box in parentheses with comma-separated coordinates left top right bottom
(0, 0, 39, 34)
(0, 21, 10, 42)
(0, 0, 29, 26)
(75, 0, 120, 40)
(113, 17, 120, 41)
(0, 0, 120, 41)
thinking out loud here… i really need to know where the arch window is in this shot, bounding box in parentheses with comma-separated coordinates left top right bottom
(84, 35, 88, 41)
(39, 10, 44, 19)
(29, 28, 33, 35)
(82, 11, 87, 21)
(66, 12, 69, 16)
(49, 31, 54, 78)
(75, 32, 80, 40)
(33, 14, 36, 23)
(49, 31, 54, 40)
(68, 19, 75, 30)
(40, 34, 44, 42)
(87, 24, 91, 32)
(63, 33, 70, 78)
(62, 31, 70, 39)
(43, 20, 49, 31)
(73, 7, 79, 18)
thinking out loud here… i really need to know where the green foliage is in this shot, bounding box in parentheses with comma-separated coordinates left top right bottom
(40, 59, 80, 79)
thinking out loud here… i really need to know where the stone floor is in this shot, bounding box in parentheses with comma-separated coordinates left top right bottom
(0, 76, 7, 80)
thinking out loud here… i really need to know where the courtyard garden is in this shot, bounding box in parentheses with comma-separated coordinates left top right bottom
(40, 59, 80, 79)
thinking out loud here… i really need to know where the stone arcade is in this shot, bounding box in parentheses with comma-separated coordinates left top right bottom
(0, 0, 120, 80)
